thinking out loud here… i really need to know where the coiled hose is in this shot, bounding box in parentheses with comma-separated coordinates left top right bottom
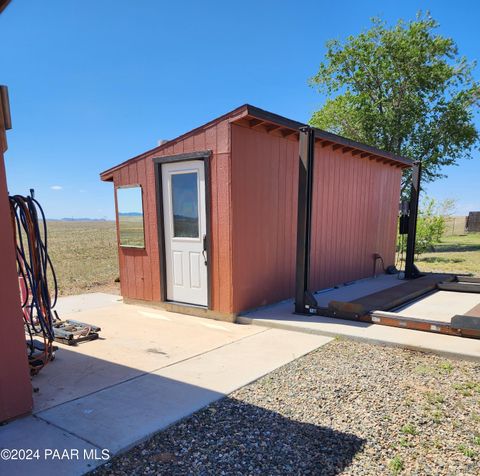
(9, 192, 58, 373)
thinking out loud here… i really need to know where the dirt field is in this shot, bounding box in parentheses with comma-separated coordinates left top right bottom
(46, 220, 119, 296)
(118, 215, 145, 247)
(45, 221, 480, 298)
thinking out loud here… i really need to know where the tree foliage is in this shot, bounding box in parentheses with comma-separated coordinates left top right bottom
(397, 197, 456, 256)
(309, 13, 479, 191)
(415, 198, 448, 255)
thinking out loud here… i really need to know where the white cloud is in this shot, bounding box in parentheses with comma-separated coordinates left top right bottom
(50, 185, 63, 190)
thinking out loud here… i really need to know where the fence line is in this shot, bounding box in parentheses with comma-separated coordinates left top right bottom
(444, 216, 467, 236)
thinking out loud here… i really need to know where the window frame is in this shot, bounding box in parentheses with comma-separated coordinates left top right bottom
(116, 184, 146, 249)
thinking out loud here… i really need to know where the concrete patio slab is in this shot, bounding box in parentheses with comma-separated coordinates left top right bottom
(37, 374, 223, 455)
(238, 274, 480, 361)
(37, 329, 331, 453)
(54, 292, 122, 316)
(3, 292, 332, 474)
(239, 300, 480, 361)
(34, 302, 263, 412)
(396, 290, 480, 323)
(156, 328, 331, 395)
(313, 274, 405, 307)
(0, 416, 102, 476)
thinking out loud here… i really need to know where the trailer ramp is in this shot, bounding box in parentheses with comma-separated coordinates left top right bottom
(325, 274, 480, 339)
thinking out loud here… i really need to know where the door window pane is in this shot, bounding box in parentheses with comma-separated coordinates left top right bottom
(172, 172, 199, 238)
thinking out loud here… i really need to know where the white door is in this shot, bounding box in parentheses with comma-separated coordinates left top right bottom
(162, 160, 208, 306)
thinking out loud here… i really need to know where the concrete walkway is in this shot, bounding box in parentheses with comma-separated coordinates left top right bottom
(237, 294, 480, 361)
(0, 294, 331, 476)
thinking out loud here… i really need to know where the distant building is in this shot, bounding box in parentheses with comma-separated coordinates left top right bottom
(467, 211, 480, 232)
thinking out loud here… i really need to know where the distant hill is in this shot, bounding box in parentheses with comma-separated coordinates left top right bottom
(118, 212, 142, 217)
(47, 218, 111, 222)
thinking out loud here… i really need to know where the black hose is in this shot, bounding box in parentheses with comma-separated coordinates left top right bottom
(9, 193, 58, 354)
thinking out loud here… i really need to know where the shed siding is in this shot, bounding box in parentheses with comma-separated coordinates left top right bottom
(112, 120, 233, 314)
(231, 124, 402, 313)
(310, 143, 402, 290)
(231, 125, 298, 312)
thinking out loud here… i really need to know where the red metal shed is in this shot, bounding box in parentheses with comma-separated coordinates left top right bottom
(100, 105, 411, 321)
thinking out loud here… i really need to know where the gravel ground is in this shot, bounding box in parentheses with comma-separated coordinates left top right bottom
(94, 339, 480, 476)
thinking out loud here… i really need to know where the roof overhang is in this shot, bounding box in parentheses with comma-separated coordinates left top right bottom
(100, 104, 249, 181)
(0, 0, 11, 14)
(232, 105, 412, 168)
(100, 103, 412, 181)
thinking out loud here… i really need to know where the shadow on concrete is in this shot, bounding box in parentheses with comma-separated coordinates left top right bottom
(1, 340, 365, 475)
(31, 306, 262, 412)
(94, 394, 365, 476)
(32, 343, 153, 412)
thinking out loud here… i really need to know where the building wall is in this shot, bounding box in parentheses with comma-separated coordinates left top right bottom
(0, 94, 32, 422)
(110, 120, 403, 316)
(110, 120, 234, 314)
(231, 124, 402, 313)
(467, 212, 480, 232)
(231, 124, 299, 312)
(309, 141, 402, 290)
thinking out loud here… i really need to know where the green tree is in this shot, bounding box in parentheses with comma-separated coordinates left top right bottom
(309, 13, 479, 192)
(397, 197, 455, 256)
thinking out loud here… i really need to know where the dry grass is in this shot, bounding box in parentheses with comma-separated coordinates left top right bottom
(44, 222, 479, 298)
(119, 215, 145, 247)
(46, 220, 119, 296)
(416, 233, 480, 276)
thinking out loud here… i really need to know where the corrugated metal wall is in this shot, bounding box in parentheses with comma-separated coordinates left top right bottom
(231, 124, 402, 313)
(111, 120, 234, 314)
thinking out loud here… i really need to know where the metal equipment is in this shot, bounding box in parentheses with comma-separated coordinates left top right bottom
(52, 318, 101, 345)
(404, 161, 422, 279)
(330, 275, 480, 339)
(10, 190, 101, 374)
(293, 127, 480, 339)
(295, 126, 317, 314)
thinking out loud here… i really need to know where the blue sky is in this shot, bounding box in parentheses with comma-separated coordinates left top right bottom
(1, 0, 478, 219)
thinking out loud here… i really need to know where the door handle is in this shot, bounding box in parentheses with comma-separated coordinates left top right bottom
(202, 234, 207, 266)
